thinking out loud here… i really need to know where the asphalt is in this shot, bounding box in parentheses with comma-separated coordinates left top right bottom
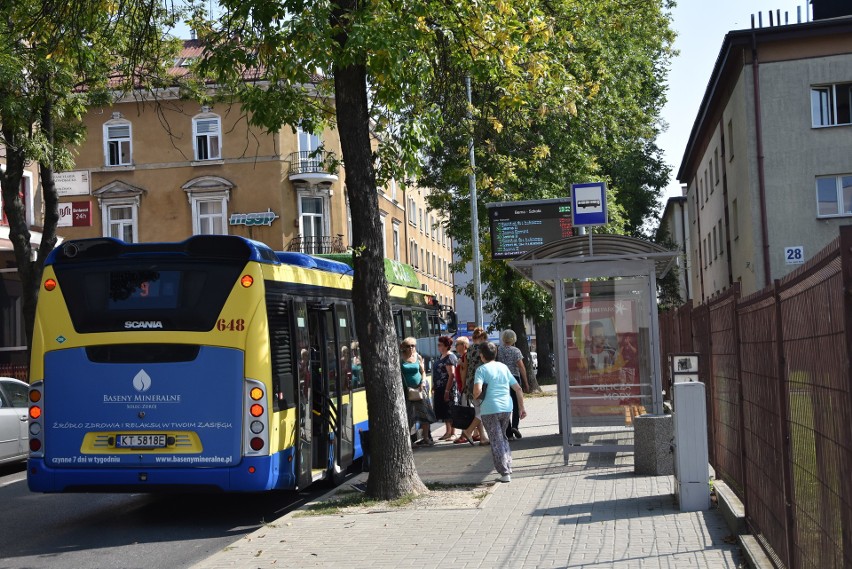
(192, 385, 742, 569)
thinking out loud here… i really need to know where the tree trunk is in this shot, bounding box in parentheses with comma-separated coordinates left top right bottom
(332, 3, 427, 500)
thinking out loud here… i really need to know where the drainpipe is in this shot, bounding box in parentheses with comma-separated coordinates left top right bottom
(751, 31, 772, 287)
(680, 198, 691, 301)
(719, 119, 734, 287)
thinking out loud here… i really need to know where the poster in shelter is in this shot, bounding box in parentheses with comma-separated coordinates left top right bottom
(566, 299, 641, 417)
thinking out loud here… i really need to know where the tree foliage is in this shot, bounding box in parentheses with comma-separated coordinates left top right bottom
(190, 0, 676, 499)
(0, 0, 182, 346)
(418, 1, 674, 374)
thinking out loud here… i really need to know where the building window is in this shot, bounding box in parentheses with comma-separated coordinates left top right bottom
(380, 212, 387, 256)
(408, 197, 417, 226)
(94, 180, 145, 243)
(298, 127, 321, 155)
(193, 114, 222, 161)
(410, 240, 419, 268)
(732, 199, 739, 239)
(714, 149, 720, 185)
(104, 203, 137, 242)
(727, 120, 734, 161)
(392, 221, 401, 261)
(104, 120, 132, 166)
(811, 83, 852, 127)
(190, 196, 226, 235)
(816, 175, 852, 217)
(0, 172, 34, 227)
(717, 219, 724, 255)
(299, 194, 328, 253)
(712, 227, 718, 259)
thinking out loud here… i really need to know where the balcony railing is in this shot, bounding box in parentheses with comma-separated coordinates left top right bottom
(286, 234, 348, 255)
(287, 151, 339, 188)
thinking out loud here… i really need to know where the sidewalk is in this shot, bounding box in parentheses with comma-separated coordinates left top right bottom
(193, 386, 742, 568)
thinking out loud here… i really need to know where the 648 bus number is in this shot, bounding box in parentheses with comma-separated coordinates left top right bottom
(217, 318, 245, 331)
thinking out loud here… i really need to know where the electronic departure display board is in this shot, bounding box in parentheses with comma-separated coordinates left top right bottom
(487, 198, 572, 260)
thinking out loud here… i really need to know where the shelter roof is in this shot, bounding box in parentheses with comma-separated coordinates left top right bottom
(509, 233, 678, 289)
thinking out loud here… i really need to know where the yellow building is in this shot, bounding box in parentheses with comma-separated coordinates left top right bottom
(53, 41, 455, 306)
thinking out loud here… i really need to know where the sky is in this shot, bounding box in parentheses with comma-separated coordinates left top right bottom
(659, 1, 810, 201)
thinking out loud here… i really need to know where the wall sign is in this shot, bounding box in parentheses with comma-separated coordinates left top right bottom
(54, 171, 91, 197)
(229, 209, 279, 227)
(58, 201, 92, 227)
(784, 246, 804, 265)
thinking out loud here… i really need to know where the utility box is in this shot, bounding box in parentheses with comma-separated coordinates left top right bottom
(672, 381, 710, 511)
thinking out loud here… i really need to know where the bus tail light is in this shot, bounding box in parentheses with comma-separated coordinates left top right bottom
(28, 381, 45, 458)
(243, 379, 268, 456)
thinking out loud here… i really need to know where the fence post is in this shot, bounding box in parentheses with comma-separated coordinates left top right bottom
(838, 225, 852, 567)
(773, 278, 797, 569)
(731, 283, 750, 526)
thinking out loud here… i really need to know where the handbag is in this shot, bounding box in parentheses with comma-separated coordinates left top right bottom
(476, 382, 488, 402)
(407, 386, 424, 401)
(451, 404, 475, 430)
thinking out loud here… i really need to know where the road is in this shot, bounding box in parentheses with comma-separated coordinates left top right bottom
(0, 461, 339, 569)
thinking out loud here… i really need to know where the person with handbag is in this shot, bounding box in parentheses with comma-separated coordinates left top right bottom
(433, 336, 459, 440)
(456, 328, 491, 446)
(400, 337, 436, 446)
(473, 341, 527, 483)
(497, 329, 530, 440)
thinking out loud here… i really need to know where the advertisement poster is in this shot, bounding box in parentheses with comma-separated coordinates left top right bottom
(566, 299, 641, 418)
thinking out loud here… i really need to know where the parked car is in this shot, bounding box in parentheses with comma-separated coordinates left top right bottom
(530, 351, 538, 372)
(0, 377, 29, 464)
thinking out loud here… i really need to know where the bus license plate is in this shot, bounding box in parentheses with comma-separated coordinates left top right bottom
(116, 434, 167, 448)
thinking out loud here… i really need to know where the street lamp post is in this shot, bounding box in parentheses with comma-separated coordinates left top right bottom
(466, 75, 484, 327)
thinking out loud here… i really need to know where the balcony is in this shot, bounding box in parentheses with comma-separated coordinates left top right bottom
(286, 234, 348, 255)
(288, 151, 339, 187)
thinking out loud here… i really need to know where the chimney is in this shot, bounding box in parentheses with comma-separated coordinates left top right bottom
(811, 0, 852, 20)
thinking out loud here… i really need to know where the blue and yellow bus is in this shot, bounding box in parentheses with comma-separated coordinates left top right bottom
(26, 235, 442, 493)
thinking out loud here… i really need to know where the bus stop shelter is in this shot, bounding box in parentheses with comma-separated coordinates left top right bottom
(510, 234, 678, 460)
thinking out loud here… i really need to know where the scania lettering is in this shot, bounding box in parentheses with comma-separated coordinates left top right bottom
(124, 321, 164, 329)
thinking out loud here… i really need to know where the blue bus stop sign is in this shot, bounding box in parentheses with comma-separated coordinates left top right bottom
(571, 182, 608, 227)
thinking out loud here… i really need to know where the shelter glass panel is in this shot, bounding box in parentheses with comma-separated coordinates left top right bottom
(563, 276, 653, 445)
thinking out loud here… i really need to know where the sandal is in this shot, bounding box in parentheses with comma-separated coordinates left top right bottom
(453, 436, 469, 444)
(438, 433, 454, 441)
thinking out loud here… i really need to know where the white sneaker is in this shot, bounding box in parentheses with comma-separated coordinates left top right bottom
(497, 474, 511, 483)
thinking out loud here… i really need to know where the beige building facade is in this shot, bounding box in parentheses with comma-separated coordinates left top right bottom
(0, 41, 456, 369)
(678, 12, 852, 302)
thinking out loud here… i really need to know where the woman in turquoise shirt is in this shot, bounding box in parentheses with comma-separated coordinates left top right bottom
(400, 337, 436, 446)
(473, 342, 527, 482)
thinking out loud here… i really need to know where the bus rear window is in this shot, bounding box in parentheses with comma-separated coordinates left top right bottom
(54, 260, 246, 333)
(108, 270, 181, 310)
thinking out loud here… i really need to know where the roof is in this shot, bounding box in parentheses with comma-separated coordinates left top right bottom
(508, 233, 679, 290)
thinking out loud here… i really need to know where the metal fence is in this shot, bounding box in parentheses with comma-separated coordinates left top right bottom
(659, 225, 852, 569)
